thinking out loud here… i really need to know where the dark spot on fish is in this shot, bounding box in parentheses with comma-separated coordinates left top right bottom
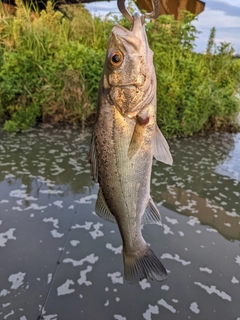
(136, 115, 150, 126)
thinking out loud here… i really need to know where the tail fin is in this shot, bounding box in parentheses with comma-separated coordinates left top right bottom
(123, 247, 167, 284)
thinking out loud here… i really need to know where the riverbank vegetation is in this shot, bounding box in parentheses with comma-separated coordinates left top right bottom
(0, 1, 239, 136)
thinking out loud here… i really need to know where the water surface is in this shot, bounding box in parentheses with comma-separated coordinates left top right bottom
(0, 126, 239, 320)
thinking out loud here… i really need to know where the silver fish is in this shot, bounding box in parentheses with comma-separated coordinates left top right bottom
(89, 13, 173, 284)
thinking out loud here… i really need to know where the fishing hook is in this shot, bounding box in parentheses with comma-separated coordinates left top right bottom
(117, 0, 160, 23)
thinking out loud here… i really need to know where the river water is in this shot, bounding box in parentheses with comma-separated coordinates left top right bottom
(0, 126, 239, 320)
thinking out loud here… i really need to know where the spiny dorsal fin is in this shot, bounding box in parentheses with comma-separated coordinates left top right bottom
(142, 198, 162, 225)
(153, 124, 173, 165)
(95, 187, 116, 223)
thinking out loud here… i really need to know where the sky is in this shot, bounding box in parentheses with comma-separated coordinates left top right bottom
(85, 0, 240, 53)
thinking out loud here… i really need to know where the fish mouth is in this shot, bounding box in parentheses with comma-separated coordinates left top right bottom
(112, 13, 146, 47)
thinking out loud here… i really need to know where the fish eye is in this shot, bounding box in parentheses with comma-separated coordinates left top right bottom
(109, 52, 123, 67)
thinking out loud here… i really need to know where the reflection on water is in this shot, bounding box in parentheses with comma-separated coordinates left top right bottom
(0, 126, 240, 320)
(151, 133, 240, 241)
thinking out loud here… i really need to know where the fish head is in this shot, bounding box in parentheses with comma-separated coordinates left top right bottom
(103, 13, 155, 118)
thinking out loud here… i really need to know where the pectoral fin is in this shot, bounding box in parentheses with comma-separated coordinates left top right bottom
(142, 198, 162, 225)
(153, 125, 173, 165)
(95, 187, 116, 223)
(89, 131, 98, 182)
(128, 114, 150, 160)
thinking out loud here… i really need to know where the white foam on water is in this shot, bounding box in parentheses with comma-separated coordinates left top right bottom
(143, 304, 159, 320)
(43, 218, 59, 229)
(0, 289, 10, 297)
(206, 228, 218, 233)
(89, 222, 104, 239)
(199, 267, 212, 274)
(72, 222, 93, 230)
(9, 189, 37, 201)
(50, 230, 64, 238)
(25, 203, 47, 211)
(187, 217, 200, 226)
(165, 217, 178, 225)
(0, 229, 16, 247)
(4, 173, 15, 179)
(235, 256, 240, 266)
(2, 303, 11, 308)
(224, 223, 231, 227)
(139, 279, 151, 290)
(172, 299, 178, 303)
(106, 243, 122, 254)
(8, 272, 26, 289)
(68, 205, 74, 209)
(51, 165, 65, 176)
(4, 310, 14, 319)
(194, 282, 232, 301)
(70, 240, 80, 247)
(77, 266, 93, 286)
(40, 189, 63, 194)
(47, 274, 52, 284)
(0, 200, 9, 203)
(107, 272, 123, 284)
(75, 195, 97, 204)
(231, 276, 239, 284)
(53, 201, 63, 208)
(163, 224, 174, 235)
(158, 299, 176, 313)
(104, 300, 109, 306)
(63, 254, 99, 266)
(43, 315, 58, 320)
(12, 206, 23, 211)
(20, 316, 27, 320)
(114, 315, 126, 320)
(190, 302, 200, 314)
(161, 253, 191, 266)
(116, 297, 120, 302)
(57, 280, 75, 296)
(178, 231, 184, 236)
(161, 285, 169, 291)
(226, 211, 239, 217)
(177, 199, 198, 214)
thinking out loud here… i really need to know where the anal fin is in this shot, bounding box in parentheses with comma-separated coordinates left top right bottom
(142, 198, 162, 226)
(95, 187, 116, 223)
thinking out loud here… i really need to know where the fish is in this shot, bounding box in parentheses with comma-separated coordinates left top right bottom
(89, 12, 173, 284)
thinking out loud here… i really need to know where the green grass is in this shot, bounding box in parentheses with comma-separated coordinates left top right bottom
(0, 1, 239, 135)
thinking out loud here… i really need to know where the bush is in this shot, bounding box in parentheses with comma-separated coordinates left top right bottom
(147, 14, 240, 136)
(0, 2, 239, 135)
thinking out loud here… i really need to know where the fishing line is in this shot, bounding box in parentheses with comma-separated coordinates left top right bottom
(36, 202, 80, 320)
